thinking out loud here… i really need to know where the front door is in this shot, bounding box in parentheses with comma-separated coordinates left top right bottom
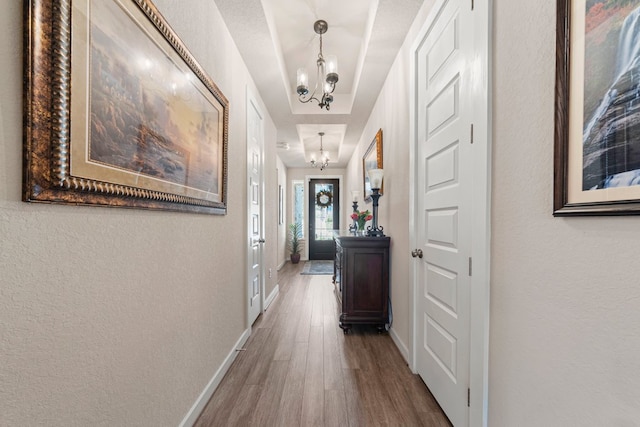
(413, 0, 474, 425)
(247, 92, 264, 325)
(308, 179, 339, 260)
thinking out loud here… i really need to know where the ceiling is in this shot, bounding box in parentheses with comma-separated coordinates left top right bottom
(214, 0, 425, 169)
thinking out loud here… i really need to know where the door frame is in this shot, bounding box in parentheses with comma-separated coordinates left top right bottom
(308, 178, 341, 260)
(246, 87, 265, 327)
(408, 0, 491, 425)
(304, 174, 343, 261)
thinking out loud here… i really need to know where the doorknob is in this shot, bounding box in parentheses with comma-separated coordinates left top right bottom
(258, 238, 266, 243)
(411, 249, 423, 258)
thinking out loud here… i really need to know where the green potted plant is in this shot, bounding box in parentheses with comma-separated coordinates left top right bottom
(288, 222, 303, 264)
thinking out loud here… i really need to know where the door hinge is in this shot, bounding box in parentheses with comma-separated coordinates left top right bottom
(468, 257, 473, 276)
(471, 0, 474, 11)
(467, 388, 471, 407)
(470, 124, 474, 144)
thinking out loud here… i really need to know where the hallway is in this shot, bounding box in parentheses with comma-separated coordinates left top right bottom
(195, 262, 451, 426)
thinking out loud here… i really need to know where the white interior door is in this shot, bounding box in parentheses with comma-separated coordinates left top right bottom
(413, 0, 474, 425)
(247, 92, 264, 326)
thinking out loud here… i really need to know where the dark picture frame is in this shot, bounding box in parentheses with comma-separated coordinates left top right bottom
(362, 128, 383, 202)
(23, 0, 229, 214)
(555, 0, 640, 215)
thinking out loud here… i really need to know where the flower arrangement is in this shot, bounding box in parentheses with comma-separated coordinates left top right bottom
(350, 209, 372, 231)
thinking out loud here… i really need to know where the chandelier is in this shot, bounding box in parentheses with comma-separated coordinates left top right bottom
(310, 132, 330, 170)
(296, 20, 339, 110)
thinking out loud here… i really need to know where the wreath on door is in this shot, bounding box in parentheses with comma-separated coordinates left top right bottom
(316, 190, 333, 208)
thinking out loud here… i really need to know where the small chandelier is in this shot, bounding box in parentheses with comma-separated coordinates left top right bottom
(296, 20, 339, 111)
(310, 132, 330, 170)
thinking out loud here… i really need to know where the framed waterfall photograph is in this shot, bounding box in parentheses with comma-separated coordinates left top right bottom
(23, 0, 229, 214)
(555, 0, 640, 215)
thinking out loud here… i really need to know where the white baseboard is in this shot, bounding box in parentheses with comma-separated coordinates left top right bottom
(264, 284, 279, 311)
(179, 328, 251, 427)
(389, 327, 410, 365)
(277, 260, 286, 270)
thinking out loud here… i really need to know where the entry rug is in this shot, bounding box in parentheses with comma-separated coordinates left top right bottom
(300, 260, 334, 275)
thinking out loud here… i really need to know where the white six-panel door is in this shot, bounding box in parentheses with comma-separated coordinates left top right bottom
(414, 0, 474, 425)
(247, 91, 264, 326)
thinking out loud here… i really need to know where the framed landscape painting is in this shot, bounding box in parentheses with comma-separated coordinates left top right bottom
(23, 0, 229, 214)
(555, 0, 640, 215)
(362, 129, 383, 202)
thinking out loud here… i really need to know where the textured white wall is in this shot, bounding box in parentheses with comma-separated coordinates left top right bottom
(491, 1, 640, 425)
(6, 0, 639, 424)
(347, 0, 640, 423)
(0, 0, 276, 425)
(344, 0, 435, 356)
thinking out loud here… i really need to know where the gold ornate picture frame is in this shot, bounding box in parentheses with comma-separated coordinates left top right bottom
(362, 129, 383, 202)
(24, 0, 229, 214)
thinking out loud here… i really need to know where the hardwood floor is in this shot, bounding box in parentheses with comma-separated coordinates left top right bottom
(194, 262, 452, 427)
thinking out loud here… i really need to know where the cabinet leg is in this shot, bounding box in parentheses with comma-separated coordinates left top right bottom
(339, 322, 351, 334)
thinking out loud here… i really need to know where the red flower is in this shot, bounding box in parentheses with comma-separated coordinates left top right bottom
(351, 210, 372, 222)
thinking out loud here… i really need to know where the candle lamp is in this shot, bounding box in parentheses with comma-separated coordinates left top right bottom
(366, 169, 385, 237)
(349, 190, 360, 233)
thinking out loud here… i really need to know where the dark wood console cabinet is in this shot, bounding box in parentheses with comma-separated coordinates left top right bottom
(333, 233, 390, 333)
